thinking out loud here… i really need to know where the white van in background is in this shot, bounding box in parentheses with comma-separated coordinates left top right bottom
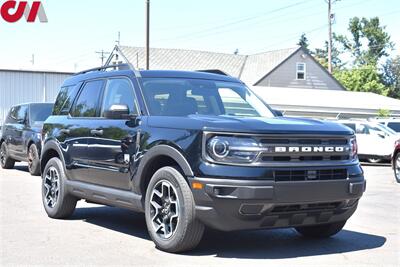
(338, 120, 400, 163)
(370, 118, 400, 133)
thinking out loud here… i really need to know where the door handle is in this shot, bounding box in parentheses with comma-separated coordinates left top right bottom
(90, 129, 104, 136)
(60, 129, 70, 135)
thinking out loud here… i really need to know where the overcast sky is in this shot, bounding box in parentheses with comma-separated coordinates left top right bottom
(0, 0, 399, 72)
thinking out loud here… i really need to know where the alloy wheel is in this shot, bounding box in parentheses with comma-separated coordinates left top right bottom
(149, 180, 180, 239)
(28, 146, 34, 170)
(43, 166, 60, 208)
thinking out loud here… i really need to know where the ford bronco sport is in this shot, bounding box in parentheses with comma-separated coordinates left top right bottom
(41, 64, 366, 253)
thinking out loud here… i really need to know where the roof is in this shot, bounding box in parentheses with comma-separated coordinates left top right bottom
(251, 86, 400, 117)
(116, 45, 300, 85)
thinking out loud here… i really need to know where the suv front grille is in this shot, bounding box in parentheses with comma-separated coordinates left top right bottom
(254, 135, 353, 166)
(274, 169, 348, 182)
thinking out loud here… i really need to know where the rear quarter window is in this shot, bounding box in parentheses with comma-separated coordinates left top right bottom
(387, 122, 400, 132)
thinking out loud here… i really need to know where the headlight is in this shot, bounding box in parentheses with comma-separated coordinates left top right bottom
(206, 136, 260, 164)
(350, 137, 358, 160)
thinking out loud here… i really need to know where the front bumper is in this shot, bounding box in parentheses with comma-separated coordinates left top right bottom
(189, 176, 366, 231)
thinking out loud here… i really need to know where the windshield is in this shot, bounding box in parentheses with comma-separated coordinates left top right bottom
(30, 104, 54, 124)
(142, 78, 274, 117)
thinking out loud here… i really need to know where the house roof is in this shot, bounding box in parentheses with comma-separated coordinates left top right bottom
(251, 86, 400, 117)
(116, 45, 300, 85)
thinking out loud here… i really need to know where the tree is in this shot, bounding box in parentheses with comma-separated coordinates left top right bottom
(382, 56, 400, 99)
(314, 38, 343, 70)
(334, 65, 387, 95)
(335, 17, 394, 66)
(297, 33, 310, 52)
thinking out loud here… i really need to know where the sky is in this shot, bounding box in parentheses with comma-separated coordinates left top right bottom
(0, 0, 399, 72)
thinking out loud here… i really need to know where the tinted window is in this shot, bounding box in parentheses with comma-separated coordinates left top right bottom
(71, 80, 104, 118)
(387, 122, 400, 132)
(13, 105, 28, 123)
(30, 104, 54, 124)
(5, 107, 17, 124)
(101, 78, 138, 117)
(356, 124, 369, 134)
(53, 85, 80, 115)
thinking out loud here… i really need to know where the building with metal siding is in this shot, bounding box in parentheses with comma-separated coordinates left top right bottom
(0, 69, 72, 125)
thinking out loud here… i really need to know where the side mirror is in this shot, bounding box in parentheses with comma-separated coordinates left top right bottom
(104, 104, 130, 120)
(273, 109, 283, 117)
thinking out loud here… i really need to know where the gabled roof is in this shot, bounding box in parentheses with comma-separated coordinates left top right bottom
(115, 45, 300, 85)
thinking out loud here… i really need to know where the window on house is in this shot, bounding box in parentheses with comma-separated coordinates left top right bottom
(296, 63, 306, 80)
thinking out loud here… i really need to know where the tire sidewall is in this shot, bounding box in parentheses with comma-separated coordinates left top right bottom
(145, 167, 193, 251)
(1, 142, 9, 168)
(28, 144, 40, 176)
(42, 157, 69, 217)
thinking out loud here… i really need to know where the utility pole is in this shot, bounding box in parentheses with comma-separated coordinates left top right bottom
(145, 0, 150, 70)
(326, 0, 339, 74)
(30, 54, 35, 66)
(96, 50, 111, 66)
(116, 31, 121, 46)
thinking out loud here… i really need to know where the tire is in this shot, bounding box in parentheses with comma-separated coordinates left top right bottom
(368, 158, 382, 164)
(28, 144, 41, 176)
(145, 166, 204, 253)
(0, 142, 15, 169)
(295, 221, 346, 238)
(42, 157, 77, 219)
(394, 153, 400, 183)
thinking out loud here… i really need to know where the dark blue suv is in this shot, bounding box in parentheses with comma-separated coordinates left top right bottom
(41, 64, 366, 253)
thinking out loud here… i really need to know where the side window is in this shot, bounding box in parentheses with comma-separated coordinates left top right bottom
(71, 80, 104, 118)
(187, 90, 209, 114)
(53, 85, 80, 115)
(11, 105, 28, 124)
(101, 78, 138, 117)
(5, 107, 17, 123)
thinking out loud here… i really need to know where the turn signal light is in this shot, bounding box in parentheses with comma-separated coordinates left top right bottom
(192, 182, 204, 190)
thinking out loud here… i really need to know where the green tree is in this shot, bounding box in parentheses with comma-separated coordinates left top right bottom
(297, 33, 310, 52)
(377, 109, 391, 117)
(382, 56, 400, 99)
(334, 65, 387, 95)
(314, 38, 344, 70)
(335, 17, 394, 66)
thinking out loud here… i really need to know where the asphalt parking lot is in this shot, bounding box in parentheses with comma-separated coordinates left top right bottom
(0, 163, 399, 267)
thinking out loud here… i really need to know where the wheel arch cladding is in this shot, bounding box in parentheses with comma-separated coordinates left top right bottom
(138, 145, 194, 196)
(40, 141, 63, 174)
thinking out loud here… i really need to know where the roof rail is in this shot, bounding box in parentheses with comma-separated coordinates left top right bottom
(73, 64, 131, 76)
(197, 69, 229, 76)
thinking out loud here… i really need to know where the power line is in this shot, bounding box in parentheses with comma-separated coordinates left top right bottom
(154, 0, 312, 42)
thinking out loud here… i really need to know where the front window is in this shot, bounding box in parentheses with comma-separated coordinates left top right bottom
(142, 78, 274, 118)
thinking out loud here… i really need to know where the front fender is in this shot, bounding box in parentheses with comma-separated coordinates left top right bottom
(133, 144, 194, 195)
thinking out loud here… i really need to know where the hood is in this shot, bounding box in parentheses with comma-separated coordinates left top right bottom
(147, 115, 354, 135)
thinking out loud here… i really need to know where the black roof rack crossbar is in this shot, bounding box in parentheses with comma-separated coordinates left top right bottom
(73, 64, 130, 76)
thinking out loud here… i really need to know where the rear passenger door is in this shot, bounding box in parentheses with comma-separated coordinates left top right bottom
(65, 80, 105, 182)
(86, 77, 141, 190)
